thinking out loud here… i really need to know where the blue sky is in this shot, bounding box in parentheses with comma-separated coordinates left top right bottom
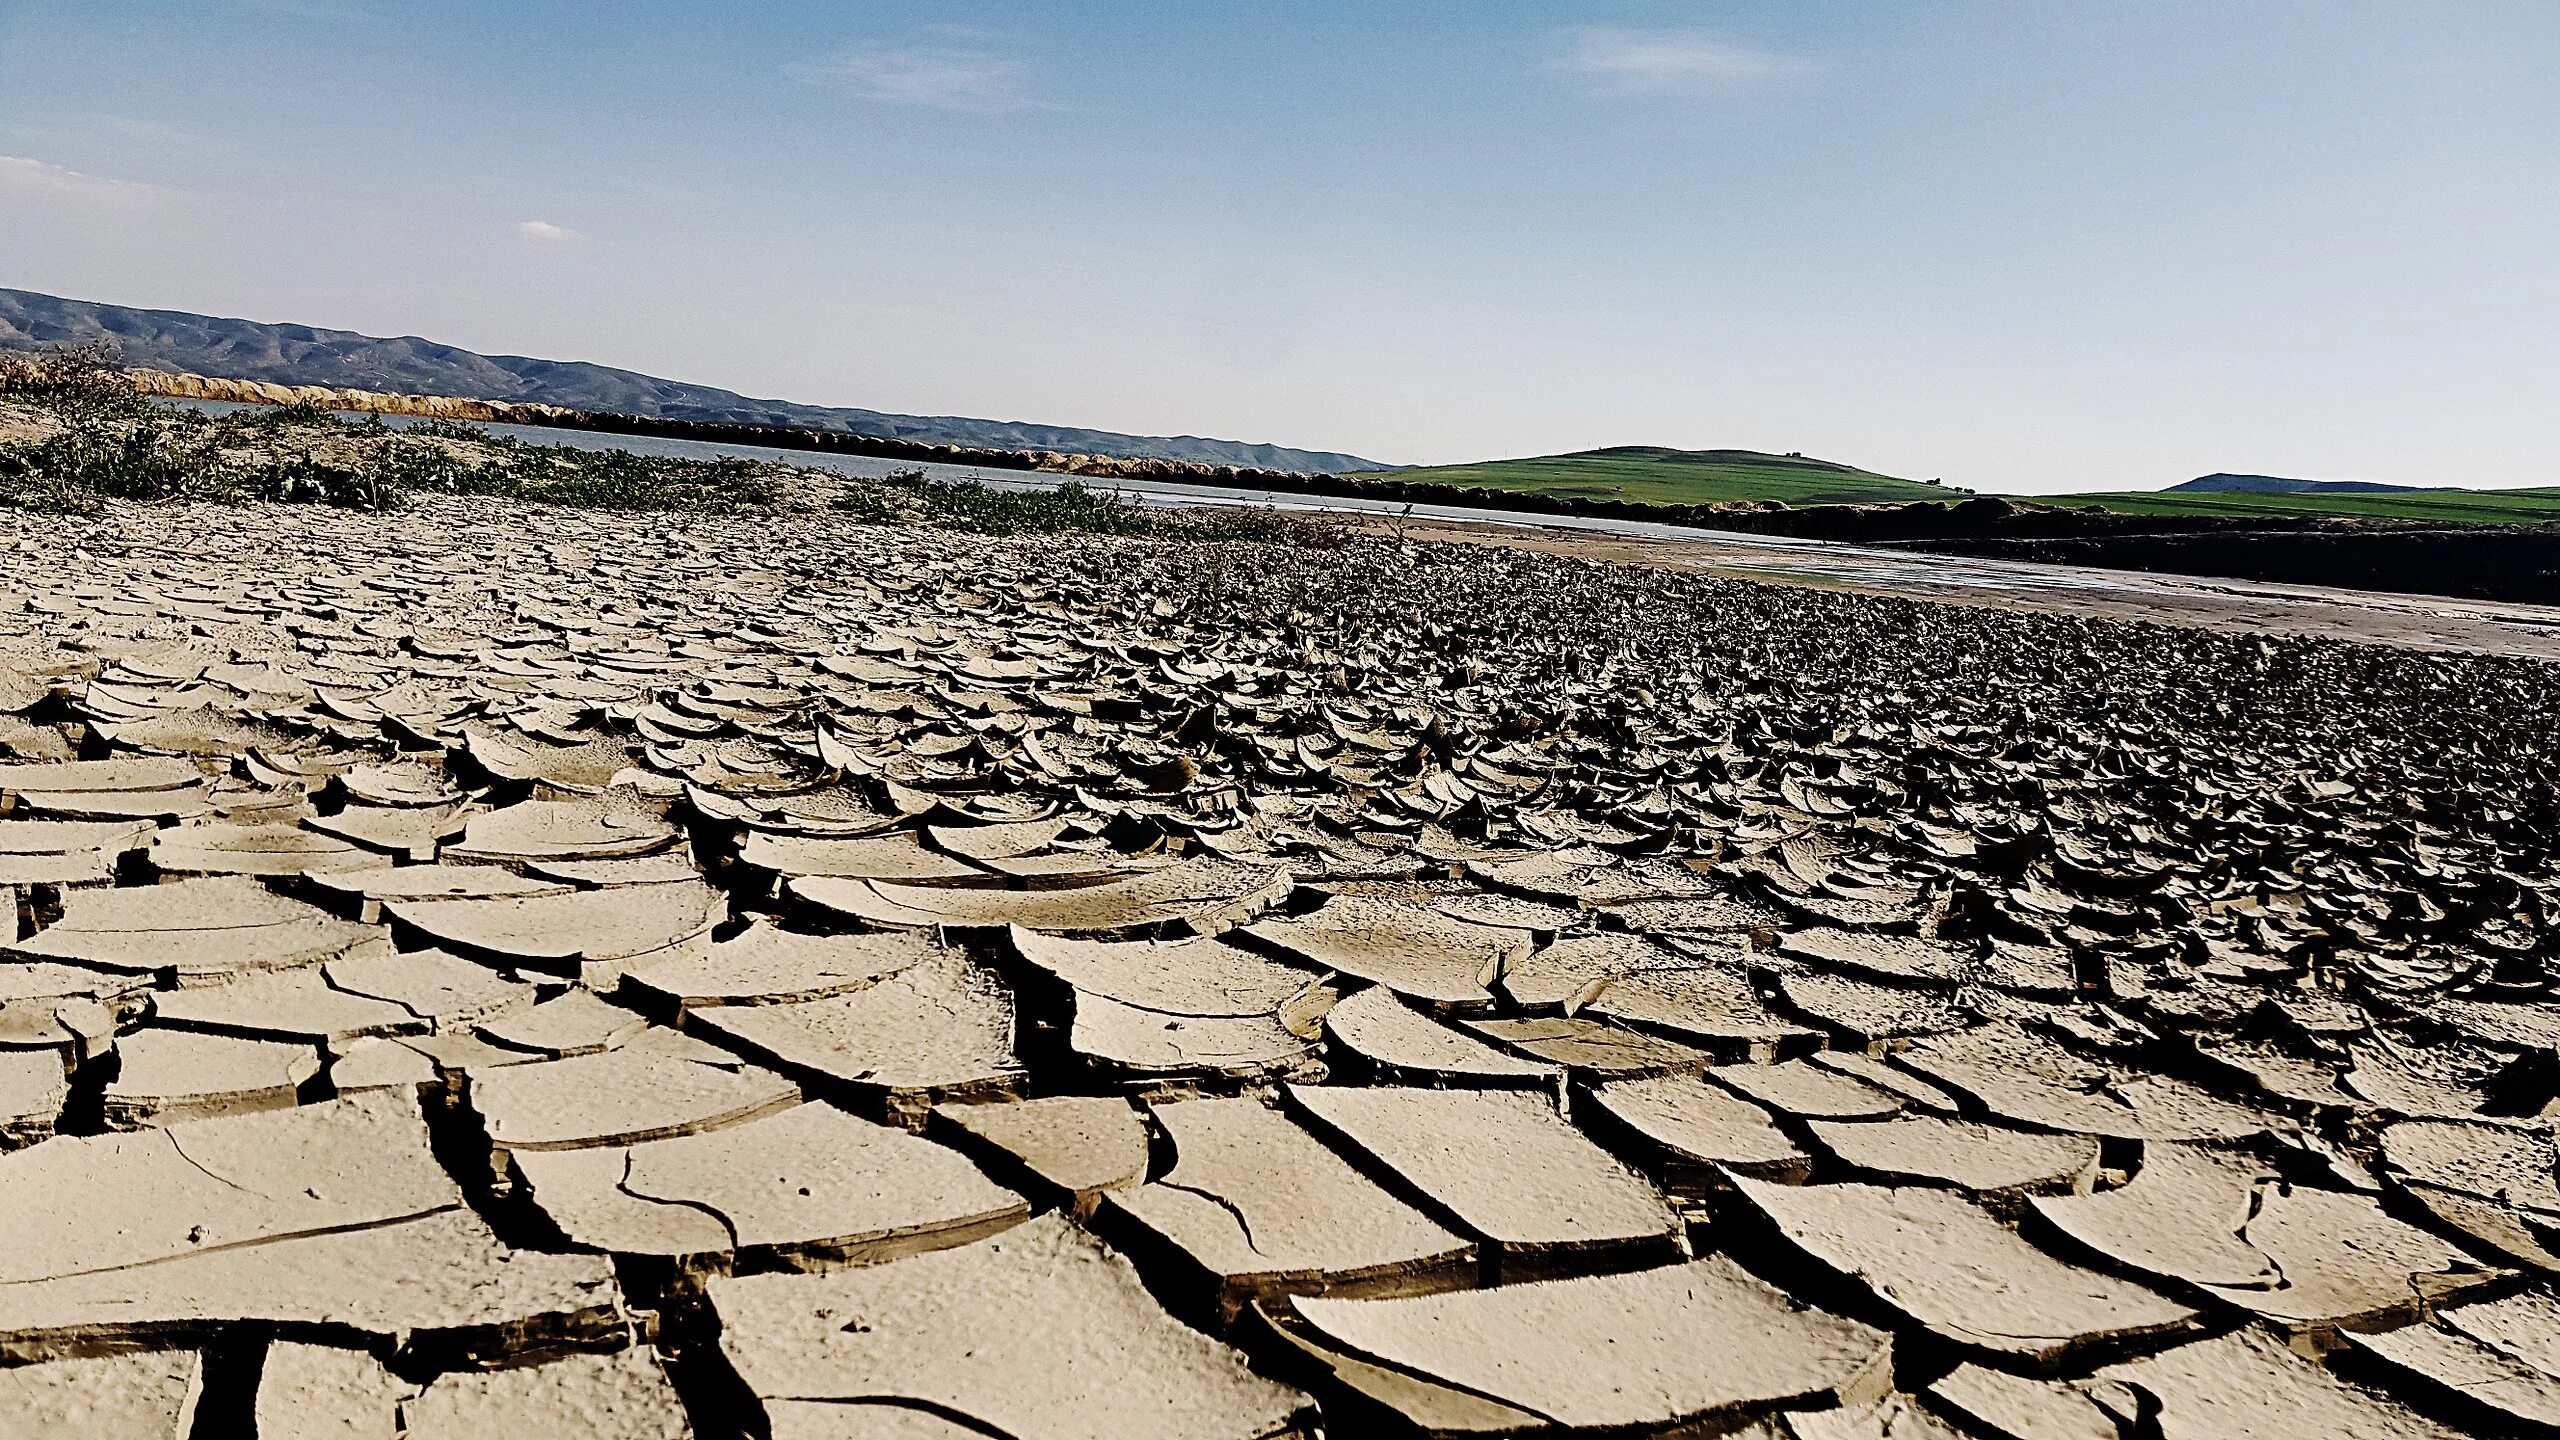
(1, 1, 2553, 489)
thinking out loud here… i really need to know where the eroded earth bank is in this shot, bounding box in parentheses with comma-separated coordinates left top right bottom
(1, 497, 2557, 1438)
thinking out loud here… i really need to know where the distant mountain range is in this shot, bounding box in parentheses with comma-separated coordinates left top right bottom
(0, 287, 1385, 473)
(2169, 472, 2422, 496)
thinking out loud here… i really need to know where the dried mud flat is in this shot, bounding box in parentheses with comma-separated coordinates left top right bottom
(1381, 516, 2560, 663)
(1, 494, 2557, 1439)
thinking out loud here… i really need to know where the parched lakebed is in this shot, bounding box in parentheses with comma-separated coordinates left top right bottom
(0, 496, 2554, 1438)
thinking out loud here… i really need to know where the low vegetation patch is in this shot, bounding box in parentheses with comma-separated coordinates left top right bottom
(0, 346, 1340, 544)
(833, 469, 1347, 545)
(0, 348, 794, 514)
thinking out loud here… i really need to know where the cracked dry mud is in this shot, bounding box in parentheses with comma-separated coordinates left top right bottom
(0, 493, 2555, 1438)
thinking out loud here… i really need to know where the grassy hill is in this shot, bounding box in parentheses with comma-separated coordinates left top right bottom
(1361, 445, 2560, 524)
(1353, 446, 1952, 507)
(2046, 487, 2560, 525)
(2167, 472, 2420, 495)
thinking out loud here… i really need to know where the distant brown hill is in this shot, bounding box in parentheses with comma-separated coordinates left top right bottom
(0, 286, 1386, 473)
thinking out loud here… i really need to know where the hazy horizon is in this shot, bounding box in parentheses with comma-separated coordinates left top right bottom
(2, 1, 2553, 493)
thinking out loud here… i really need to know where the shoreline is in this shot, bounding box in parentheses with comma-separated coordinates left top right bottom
(89, 367, 2560, 612)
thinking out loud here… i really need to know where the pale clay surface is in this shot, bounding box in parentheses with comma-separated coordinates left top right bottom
(0, 494, 2549, 1435)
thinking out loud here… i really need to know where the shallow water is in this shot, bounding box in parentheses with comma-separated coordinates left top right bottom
(160, 399, 2069, 578)
(154, 399, 2560, 631)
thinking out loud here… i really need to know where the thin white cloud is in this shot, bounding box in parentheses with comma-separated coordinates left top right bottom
(0, 154, 173, 208)
(785, 44, 1039, 113)
(914, 22, 1013, 43)
(1554, 28, 1816, 95)
(235, 0, 380, 20)
(517, 219, 577, 242)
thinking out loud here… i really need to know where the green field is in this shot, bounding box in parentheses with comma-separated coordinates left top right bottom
(2036, 487, 2560, 525)
(1355, 446, 1955, 507)
(1361, 446, 2560, 524)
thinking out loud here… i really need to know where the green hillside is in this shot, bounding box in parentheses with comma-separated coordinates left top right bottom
(2049, 487, 2560, 525)
(1352, 444, 2560, 524)
(1357, 446, 1952, 507)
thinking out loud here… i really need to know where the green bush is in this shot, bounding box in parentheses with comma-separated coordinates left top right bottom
(0, 341, 147, 421)
(240, 398, 348, 430)
(0, 415, 215, 503)
(835, 473, 1346, 546)
(834, 476, 1118, 534)
(246, 452, 396, 508)
(405, 440, 785, 511)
